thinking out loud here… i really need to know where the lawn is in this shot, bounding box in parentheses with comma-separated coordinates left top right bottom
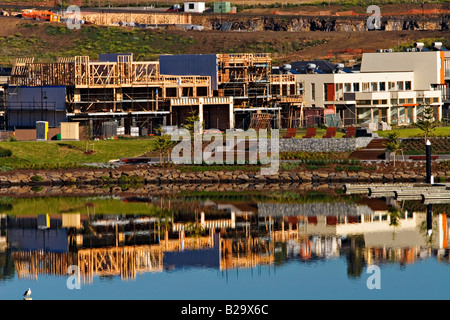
(0, 139, 155, 169)
(376, 126, 450, 138)
(0, 196, 162, 215)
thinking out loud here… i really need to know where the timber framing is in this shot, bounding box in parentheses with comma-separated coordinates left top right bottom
(8, 53, 303, 129)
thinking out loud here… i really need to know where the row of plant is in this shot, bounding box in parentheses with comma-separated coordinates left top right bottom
(400, 137, 450, 155)
(279, 151, 351, 161)
(280, 160, 375, 172)
(176, 189, 363, 204)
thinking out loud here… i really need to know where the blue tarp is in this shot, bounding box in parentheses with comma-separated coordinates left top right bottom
(159, 54, 218, 91)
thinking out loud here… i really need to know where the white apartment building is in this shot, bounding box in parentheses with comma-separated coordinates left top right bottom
(295, 50, 450, 126)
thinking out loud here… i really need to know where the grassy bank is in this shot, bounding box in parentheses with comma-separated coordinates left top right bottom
(0, 196, 163, 215)
(0, 139, 155, 170)
(376, 126, 450, 138)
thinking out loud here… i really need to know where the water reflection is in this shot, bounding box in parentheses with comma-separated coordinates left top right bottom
(0, 195, 449, 286)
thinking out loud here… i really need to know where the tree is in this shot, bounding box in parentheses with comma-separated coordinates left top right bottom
(183, 109, 202, 134)
(383, 132, 403, 166)
(415, 105, 438, 142)
(153, 127, 176, 164)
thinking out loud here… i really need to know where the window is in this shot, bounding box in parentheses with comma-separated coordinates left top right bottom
(379, 82, 386, 91)
(405, 81, 411, 90)
(297, 82, 304, 95)
(388, 82, 395, 91)
(189, 3, 194, 9)
(311, 83, 315, 101)
(397, 81, 404, 91)
(344, 83, 351, 92)
(335, 83, 343, 100)
(362, 82, 370, 92)
(371, 82, 378, 91)
(425, 97, 439, 104)
(353, 83, 360, 92)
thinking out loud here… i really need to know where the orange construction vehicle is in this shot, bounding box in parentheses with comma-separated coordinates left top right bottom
(22, 10, 60, 22)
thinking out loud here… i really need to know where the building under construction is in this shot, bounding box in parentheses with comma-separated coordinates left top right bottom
(8, 53, 303, 136)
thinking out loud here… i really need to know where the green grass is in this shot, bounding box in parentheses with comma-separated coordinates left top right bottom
(0, 139, 155, 168)
(0, 23, 199, 66)
(0, 196, 163, 215)
(376, 127, 450, 138)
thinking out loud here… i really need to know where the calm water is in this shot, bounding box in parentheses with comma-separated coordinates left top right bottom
(1, 190, 450, 301)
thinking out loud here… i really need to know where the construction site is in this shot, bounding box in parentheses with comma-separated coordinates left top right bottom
(6, 53, 303, 137)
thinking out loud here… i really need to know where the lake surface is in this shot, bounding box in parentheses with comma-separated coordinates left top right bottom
(1, 188, 449, 301)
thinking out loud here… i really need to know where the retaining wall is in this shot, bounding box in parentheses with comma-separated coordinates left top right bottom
(0, 165, 446, 188)
(278, 137, 373, 152)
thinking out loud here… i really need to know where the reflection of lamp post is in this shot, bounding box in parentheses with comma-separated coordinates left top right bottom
(427, 204, 433, 237)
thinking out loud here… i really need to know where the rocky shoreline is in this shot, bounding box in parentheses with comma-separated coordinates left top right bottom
(0, 165, 447, 187)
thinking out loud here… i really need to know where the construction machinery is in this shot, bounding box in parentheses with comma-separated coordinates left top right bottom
(21, 10, 61, 22)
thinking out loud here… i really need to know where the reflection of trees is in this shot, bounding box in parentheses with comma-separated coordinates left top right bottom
(345, 236, 365, 279)
(388, 206, 402, 241)
(0, 252, 14, 282)
(274, 243, 287, 265)
(388, 207, 402, 228)
(157, 208, 173, 243)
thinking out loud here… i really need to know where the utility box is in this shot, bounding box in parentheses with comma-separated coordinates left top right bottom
(36, 121, 48, 141)
(37, 214, 50, 229)
(60, 122, 80, 140)
(213, 2, 230, 13)
(62, 214, 81, 228)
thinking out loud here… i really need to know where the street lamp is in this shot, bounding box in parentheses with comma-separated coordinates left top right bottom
(425, 139, 432, 184)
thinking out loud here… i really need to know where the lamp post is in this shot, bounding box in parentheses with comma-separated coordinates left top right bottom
(425, 139, 432, 184)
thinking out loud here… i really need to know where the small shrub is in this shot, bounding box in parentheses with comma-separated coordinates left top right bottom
(31, 175, 44, 182)
(0, 147, 12, 158)
(31, 186, 44, 192)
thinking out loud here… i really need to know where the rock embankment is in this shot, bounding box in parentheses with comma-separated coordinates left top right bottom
(194, 13, 449, 31)
(0, 166, 447, 187)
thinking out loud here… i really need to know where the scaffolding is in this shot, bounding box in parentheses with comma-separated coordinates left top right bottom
(10, 55, 211, 114)
(217, 53, 272, 108)
(8, 53, 305, 132)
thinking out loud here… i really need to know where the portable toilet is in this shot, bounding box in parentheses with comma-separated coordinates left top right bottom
(36, 121, 49, 141)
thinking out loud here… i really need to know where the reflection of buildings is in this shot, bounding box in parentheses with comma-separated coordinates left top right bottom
(0, 197, 449, 283)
